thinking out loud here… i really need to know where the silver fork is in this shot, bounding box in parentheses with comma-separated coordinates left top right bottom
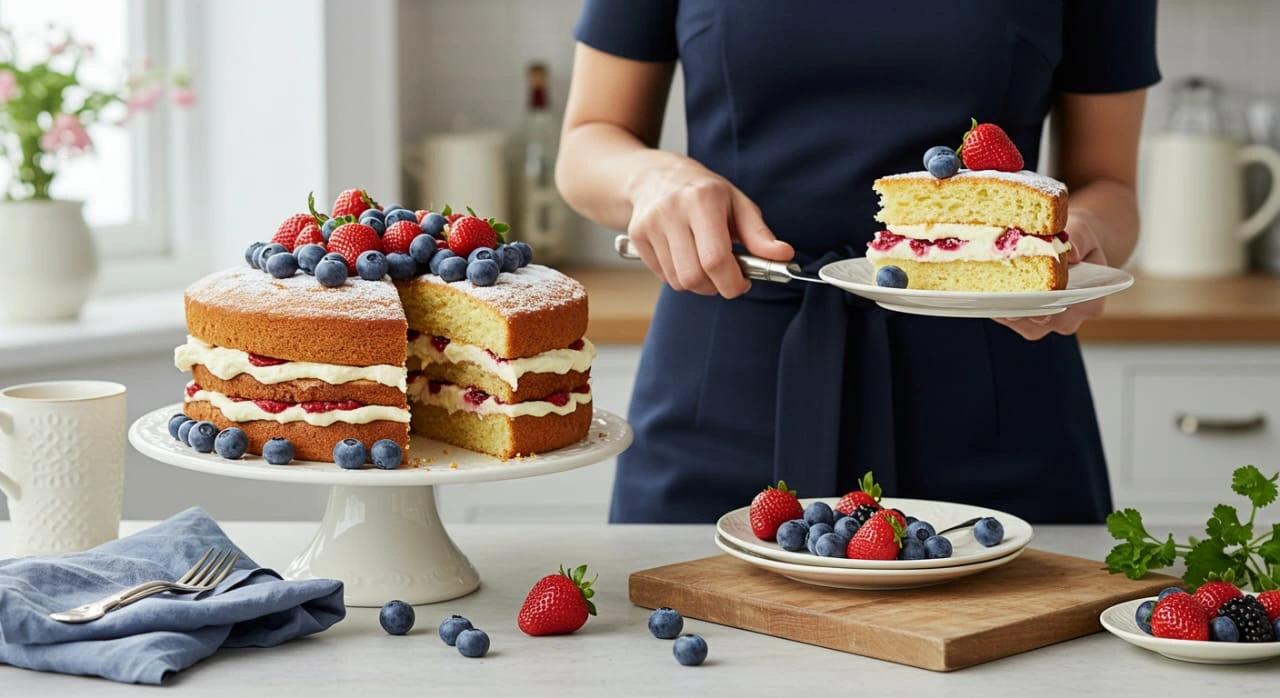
(49, 547, 241, 624)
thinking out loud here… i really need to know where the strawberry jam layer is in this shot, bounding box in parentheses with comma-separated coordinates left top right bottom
(867, 226, 1070, 262)
(405, 332, 596, 390)
(183, 382, 409, 426)
(407, 374, 591, 418)
(175, 336, 407, 389)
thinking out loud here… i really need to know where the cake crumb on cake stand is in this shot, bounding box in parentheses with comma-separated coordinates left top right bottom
(128, 403, 632, 607)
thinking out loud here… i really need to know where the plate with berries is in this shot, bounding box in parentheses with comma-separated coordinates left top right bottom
(721, 475, 1034, 570)
(1099, 585, 1280, 664)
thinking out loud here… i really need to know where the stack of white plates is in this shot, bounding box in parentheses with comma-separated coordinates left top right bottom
(715, 497, 1035, 590)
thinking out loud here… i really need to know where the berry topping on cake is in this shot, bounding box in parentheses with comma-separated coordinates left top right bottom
(332, 188, 378, 218)
(421, 212, 448, 238)
(247, 353, 286, 367)
(749, 480, 804, 541)
(466, 258, 500, 287)
(382, 220, 421, 256)
(385, 252, 416, 281)
(545, 392, 570, 407)
(922, 145, 960, 179)
(447, 215, 499, 257)
(244, 242, 265, 268)
(437, 255, 468, 282)
(292, 223, 324, 250)
(266, 251, 299, 279)
(356, 249, 389, 281)
(295, 243, 326, 274)
(272, 213, 316, 251)
(385, 208, 417, 226)
(314, 258, 347, 287)
(409, 233, 437, 265)
(959, 119, 1024, 172)
(327, 223, 382, 274)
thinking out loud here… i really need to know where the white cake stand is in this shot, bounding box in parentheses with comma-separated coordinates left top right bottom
(128, 403, 632, 607)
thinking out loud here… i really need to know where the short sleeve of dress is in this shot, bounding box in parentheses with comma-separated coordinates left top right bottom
(1057, 0, 1161, 93)
(573, 0, 680, 62)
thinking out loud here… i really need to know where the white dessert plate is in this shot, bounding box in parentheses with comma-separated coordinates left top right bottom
(817, 258, 1134, 319)
(717, 497, 1033, 570)
(1100, 597, 1280, 665)
(714, 533, 1025, 590)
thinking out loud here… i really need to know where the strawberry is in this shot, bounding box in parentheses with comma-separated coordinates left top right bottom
(271, 213, 316, 251)
(1150, 592, 1210, 641)
(326, 223, 381, 274)
(517, 564, 597, 636)
(415, 209, 430, 222)
(958, 119, 1023, 172)
(332, 188, 378, 219)
(382, 220, 421, 256)
(834, 471, 882, 514)
(1194, 580, 1243, 616)
(1257, 590, 1280, 623)
(846, 510, 906, 560)
(293, 223, 324, 249)
(748, 480, 803, 541)
(447, 216, 499, 258)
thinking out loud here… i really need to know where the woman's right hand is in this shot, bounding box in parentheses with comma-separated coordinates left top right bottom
(625, 155, 794, 298)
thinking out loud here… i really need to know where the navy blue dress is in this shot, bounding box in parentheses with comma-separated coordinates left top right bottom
(575, 1, 1160, 524)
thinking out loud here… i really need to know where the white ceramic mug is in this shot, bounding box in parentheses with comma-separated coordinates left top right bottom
(401, 131, 510, 222)
(1141, 133, 1280, 277)
(0, 381, 126, 557)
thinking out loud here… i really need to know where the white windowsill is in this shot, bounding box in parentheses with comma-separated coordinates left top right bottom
(0, 289, 187, 373)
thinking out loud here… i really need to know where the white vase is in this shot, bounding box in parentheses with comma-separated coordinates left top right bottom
(0, 199, 98, 322)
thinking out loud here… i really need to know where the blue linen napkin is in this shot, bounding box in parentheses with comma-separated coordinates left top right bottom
(0, 507, 345, 684)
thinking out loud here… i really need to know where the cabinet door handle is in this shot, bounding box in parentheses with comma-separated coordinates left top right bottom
(1175, 413, 1267, 435)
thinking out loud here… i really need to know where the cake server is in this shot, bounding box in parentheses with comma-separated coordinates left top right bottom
(613, 234, 824, 285)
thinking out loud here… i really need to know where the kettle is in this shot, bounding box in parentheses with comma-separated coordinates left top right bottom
(1140, 78, 1280, 278)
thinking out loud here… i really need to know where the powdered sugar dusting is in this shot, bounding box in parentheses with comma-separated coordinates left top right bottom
(878, 169, 1067, 197)
(408, 264, 586, 318)
(186, 267, 406, 321)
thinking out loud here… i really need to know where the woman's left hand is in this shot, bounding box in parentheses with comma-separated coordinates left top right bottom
(993, 210, 1107, 341)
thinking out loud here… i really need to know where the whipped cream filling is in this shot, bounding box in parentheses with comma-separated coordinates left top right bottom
(867, 224, 1070, 263)
(406, 335, 596, 390)
(186, 387, 410, 426)
(175, 337, 408, 390)
(407, 377, 591, 418)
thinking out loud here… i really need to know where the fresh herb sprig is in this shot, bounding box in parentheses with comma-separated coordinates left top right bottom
(1106, 465, 1280, 591)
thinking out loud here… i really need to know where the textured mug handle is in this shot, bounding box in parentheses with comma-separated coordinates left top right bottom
(0, 407, 18, 500)
(1238, 144, 1280, 241)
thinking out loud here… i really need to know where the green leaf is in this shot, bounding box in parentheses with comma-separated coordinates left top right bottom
(859, 471, 882, 501)
(1105, 509, 1150, 544)
(1184, 538, 1247, 589)
(1205, 504, 1252, 546)
(1105, 541, 1168, 580)
(1257, 524, 1280, 565)
(1232, 465, 1278, 509)
(441, 204, 452, 216)
(585, 599, 597, 616)
(492, 222, 510, 234)
(307, 191, 329, 223)
(466, 205, 478, 217)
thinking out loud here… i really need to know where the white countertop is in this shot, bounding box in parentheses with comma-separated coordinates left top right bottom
(0, 522, 1273, 696)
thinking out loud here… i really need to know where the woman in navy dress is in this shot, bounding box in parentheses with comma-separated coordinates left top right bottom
(556, 2, 1160, 524)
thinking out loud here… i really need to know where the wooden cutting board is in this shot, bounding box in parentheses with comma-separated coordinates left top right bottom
(629, 549, 1178, 671)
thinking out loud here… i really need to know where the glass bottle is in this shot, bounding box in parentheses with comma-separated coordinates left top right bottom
(517, 62, 572, 264)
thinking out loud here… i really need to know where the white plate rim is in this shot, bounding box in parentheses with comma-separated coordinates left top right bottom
(1099, 597, 1280, 664)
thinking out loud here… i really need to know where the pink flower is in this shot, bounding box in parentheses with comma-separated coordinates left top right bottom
(49, 40, 68, 55)
(0, 70, 16, 104)
(170, 86, 197, 107)
(126, 84, 162, 112)
(40, 113, 92, 153)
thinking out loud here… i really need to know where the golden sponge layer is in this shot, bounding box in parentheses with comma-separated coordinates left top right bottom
(874, 175, 1067, 236)
(872, 256, 1066, 292)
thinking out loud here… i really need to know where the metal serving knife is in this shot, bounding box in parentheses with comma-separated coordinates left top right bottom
(613, 234, 824, 284)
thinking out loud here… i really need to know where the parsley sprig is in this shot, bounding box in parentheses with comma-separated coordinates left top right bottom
(1106, 465, 1280, 591)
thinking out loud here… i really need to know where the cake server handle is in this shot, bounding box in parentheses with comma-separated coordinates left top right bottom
(613, 235, 823, 284)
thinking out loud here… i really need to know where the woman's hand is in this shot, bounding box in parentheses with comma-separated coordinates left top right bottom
(994, 210, 1106, 340)
(625, 155, 793, 298)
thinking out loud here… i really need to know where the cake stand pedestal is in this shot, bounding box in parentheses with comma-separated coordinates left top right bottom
(128, 404, 632, 606)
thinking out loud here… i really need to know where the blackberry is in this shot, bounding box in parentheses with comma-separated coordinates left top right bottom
(848, 504, 879, 528)
(1217, 596, 1276, 643)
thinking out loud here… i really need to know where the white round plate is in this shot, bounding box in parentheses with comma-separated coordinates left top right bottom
(717, 497, 1033, 570)
(129, 403, 634, 486)
(715, 534, 1025, 590)
(817, 258, 1133, 319)
(1100, 598, 1280, 665)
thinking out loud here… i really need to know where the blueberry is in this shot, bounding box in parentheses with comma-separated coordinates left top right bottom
(973, 517, 1004, 547)
(356, 250, 389, 280)
(429, 249, 457, 276)
(648, 607, 684, 639)
(379, 600, 415, 635)
(776, 520, 809, 552)
(922, 145, 955, 170)
(295, 244, 327, 274)
(1209, 616, 1239, 642)
(1273, 617, 1280, 640)
(806, 522, 834, 554)
(438, 614, 473, 646)
(905, 516, 918, 525)
(177, 419, 196, 445)
(315, 258, 348, 288)
(333, 438, 367, 469)
(386, 252, 417, 281)
(361, 216, 386, 237)
(906, 520, 936, 542)
(831, 508, 848, 524)
(498, 245, 520, 273)
(187, 421, 219, 453)
(803, 501, 834, 528)
(321, 217, 340, 242)
(926, 151, 960, 179)
(437, 256, 468, 282)
(359, 208, 386, 225)
(456, 628, 490, 658)
(815, 532, 848, 558)
(468, 248, 496, 264)
(834, 516, 861, 540)
(267, 251, 299, 278)
(510, 241, 533, 267)
(1134, 599, 1156, 635)
(923, 535, 953, 559)
(1157, 586, 1184, 601)
(421, 212, 447, 238)
(875, 265, 908, 289)
(672, 634, 708, 666)
(213, 427, 248, 459)
(385, 208, 417, 226)
(256, 243, 288, 271)
(466, 259, 500, 287)
(167, 413, 192, 440)
(244, 242, 265, 267)
(370, 439, 403, 469)
(262, 437, 294, 465)
(322, 252, 347, 265)
(409, 233, 437, 265)
(899, 538, 927, 560)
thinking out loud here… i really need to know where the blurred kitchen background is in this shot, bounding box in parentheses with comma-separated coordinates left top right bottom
(2, 0, 1279, 527)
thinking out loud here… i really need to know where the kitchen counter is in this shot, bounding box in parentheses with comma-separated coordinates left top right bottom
(0, 522, 1271, 696)
(567, 266, 1280, 344)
